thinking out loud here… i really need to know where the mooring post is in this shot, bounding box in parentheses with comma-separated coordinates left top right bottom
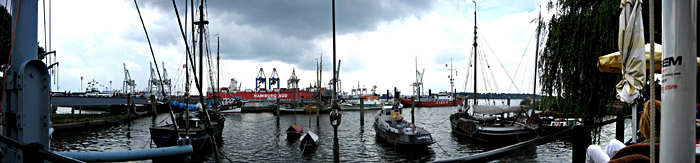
(71, 106, 75, 114)
(360, 98, 364, 126)
(411, 96, 415, 123)
(79, 105, 82, 114)
(277, 98, 280, 125)
(507, 98, 511, 106)
(151, 95, 157, 127)
(616, 112, 624, 142)
(572, 125, 590, 163)
(126, 94, 132, 122)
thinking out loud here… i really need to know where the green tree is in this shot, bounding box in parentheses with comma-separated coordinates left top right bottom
(538, 0, 621, 119)
(1, 5, 47, 71)
(1, 5, 10, 70)
(539, 0, 663, 119)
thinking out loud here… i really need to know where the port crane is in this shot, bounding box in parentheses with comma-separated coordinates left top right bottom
(255, 68, 266, 91)
(123, 63, 136, 94)
(269, 68, 280, 89)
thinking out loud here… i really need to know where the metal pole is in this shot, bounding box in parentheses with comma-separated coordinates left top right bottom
(3, 1, 49, 161)
(329, 1, 342, 162)
(661, 0, 696, 162)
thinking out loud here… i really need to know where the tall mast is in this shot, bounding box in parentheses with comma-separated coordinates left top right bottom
(472, 1, 478, 104)
(450, 58, 454, 98)
(196, 3, 207, 107)
(533, 8, 541, 108)
(217, 36, 220, 107)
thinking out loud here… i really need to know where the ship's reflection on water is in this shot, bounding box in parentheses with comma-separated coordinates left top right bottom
(51, 105, 627, 162)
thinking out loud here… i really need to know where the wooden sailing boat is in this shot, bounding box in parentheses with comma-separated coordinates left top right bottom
(286, 68, 304, 139)
(449, 1, 537, 146)
(149, 1, 225, 156)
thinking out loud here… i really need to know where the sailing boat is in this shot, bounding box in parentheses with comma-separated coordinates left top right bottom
(286, 68, 304, 139)
(449, 1, 537, 145)
(149, 1, 225, 154)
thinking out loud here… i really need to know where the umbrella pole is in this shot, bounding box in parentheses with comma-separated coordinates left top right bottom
(632, 103, 637, 143)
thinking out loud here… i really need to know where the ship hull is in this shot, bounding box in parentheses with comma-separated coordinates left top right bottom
(400, 98, 464, 107)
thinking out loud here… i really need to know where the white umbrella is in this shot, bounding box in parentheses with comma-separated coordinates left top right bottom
(616, 0, 646, 104)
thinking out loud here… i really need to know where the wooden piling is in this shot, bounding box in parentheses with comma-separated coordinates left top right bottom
(276, 98, 280, 125)
(571, 125, 590, 163)
(411, 96, 415, 123)
(151, 95, 157, 127)
(616, 113, 624, 142)
(126, 94, 132, 122)
(360, 98, 364, 126)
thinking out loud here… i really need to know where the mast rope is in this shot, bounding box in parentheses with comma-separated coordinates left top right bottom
(479, 33, 522, 93)
(505, 30, 536, 92)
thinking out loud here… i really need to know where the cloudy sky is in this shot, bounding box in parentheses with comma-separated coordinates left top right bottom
(4, 0, 552, 95)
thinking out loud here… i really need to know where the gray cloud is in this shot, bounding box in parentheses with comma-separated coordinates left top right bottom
(138, 0, 433, 71)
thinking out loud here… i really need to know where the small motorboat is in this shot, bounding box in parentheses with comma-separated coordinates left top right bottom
(373, 103, 434, 147)
(219, 105, 241, 113)
(286, 124, 303, 140)
(299, 131, 319, 153)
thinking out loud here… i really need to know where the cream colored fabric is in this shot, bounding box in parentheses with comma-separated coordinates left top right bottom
(615, 0, 646, 103)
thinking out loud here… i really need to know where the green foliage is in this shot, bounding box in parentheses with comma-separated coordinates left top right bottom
(1, 5, 10, 69)
(0, 5, 48, 70)
(539, 0, 621, 119)
(520, 98, 531, 105)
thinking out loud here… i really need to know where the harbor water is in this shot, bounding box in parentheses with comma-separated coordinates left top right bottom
(50, 102, 633, 162)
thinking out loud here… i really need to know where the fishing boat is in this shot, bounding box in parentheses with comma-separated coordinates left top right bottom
(299, 131, 319, 154)
(373, 103, 435, 147)
(286, 124, 303, 140)
(150, 103, 225, 152)
(450, 105, 537, 145)
(400, 93, 465, 107)
(449, 3, 537, 146)
(218, 105, 241, 113)
(340, 96, 384, 110)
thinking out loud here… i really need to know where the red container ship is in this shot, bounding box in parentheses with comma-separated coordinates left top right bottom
(206, 78, 320, 101)
(400, 94, 464, 107)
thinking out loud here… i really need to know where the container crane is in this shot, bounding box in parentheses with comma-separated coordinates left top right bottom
(269, 68, 280, 89)
(287, 68, 300, 90)
(255, 68, 266, 91)
(123, 63, 136, 94)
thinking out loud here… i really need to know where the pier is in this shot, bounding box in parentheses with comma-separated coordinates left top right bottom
(51, 96, 151, 107)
